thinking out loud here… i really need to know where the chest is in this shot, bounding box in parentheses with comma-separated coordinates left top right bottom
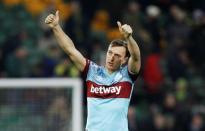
(91, 67, 123, 86)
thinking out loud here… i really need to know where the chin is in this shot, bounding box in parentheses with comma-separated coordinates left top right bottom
(106, 65, 113, 70)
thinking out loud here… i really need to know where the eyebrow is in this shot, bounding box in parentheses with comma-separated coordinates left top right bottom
(108, 50, 122, 57)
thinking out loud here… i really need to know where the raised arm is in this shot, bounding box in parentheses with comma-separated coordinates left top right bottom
(117, 21, 141, 74)
(45, 11, 86, 71)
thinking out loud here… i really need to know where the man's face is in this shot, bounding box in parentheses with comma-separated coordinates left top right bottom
(105, 45, 127, 73)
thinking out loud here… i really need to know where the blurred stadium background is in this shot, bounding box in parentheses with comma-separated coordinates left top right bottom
(0, 0, 205, 131)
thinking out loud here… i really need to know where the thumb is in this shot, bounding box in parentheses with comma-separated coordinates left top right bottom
(55, 10, 59, 18)
(117, 21, 122, 28)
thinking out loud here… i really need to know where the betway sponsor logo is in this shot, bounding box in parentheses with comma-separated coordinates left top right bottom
(90, 84, 121, 95)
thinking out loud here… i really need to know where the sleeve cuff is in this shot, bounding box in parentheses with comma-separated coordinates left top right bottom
(82, 59, 90, 77)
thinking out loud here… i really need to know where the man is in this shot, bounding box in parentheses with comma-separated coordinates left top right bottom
(45, 10, 141, 131)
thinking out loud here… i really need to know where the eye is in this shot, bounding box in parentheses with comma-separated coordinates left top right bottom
(108, 50, 112, 55)
(114, 53, 121, 58)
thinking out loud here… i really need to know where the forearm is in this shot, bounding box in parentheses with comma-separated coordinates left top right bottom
(52, 25, 76, 55)
(45, 11, 86, 71)
(126, 36, 141, 61)
(51, 24, 86, 71)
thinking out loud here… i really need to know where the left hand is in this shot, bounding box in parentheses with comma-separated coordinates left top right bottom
(45, 10, 60, 29)
(117, 21, 133, 38)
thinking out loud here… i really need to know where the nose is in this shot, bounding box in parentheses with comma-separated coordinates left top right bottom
(110, 55, 114, 61)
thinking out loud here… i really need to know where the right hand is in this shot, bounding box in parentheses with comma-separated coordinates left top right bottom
(117, 21, 133, 38)
(45, 10, 59, 28)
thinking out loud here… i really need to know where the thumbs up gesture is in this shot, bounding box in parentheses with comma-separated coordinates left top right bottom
(117, 21, 133, 38)
(45, 10, 60, 28)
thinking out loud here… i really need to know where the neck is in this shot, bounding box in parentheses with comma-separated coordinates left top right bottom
(107, 69, 114, 74)
(105, 67, 117, 75)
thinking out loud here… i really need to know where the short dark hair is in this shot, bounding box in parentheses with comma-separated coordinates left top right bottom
(109, 39, 130, 57)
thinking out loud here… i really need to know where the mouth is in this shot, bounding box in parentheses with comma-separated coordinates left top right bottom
(108, 62, 113, 66)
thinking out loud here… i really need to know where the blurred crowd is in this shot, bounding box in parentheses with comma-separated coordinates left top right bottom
(0, 0, 205, 131)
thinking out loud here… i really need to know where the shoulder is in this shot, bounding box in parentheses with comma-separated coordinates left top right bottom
(82, 59, 102, 77)
(121, 65, 139, 82)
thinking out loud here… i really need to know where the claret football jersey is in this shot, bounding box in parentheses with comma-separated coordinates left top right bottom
(83, 59, 138, 131)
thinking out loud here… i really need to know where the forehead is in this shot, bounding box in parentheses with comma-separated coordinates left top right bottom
(108, 46, 126, 55)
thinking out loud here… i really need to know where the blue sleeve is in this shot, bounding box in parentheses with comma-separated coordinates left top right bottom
(122, 65, 139, 82)
(82, 59, 99, 80)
